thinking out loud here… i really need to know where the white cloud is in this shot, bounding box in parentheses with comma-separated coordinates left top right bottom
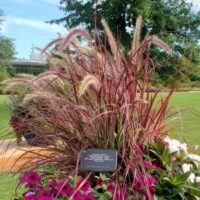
(8, 16, 66, 34)
(11, 0, 60, 6)
(1, 15, 10, 34)
(11, 0, 36, 5)
(42, 0, 60, 5)
(1, 20, 8, 33)
(186, 0, 200, 8)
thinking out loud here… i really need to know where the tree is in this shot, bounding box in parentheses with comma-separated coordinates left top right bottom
(0, 9, 4, 30)
(52, 0, 200, 84)
(0, 35, 15, 81)
(0, 10, 15, 77)
(0, 35, 15, 67)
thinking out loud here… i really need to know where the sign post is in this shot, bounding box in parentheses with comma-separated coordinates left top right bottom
(80, 148, 118, 172)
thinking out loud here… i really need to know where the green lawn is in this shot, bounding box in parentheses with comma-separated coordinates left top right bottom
(0, 173, 21, 199)
(0, 95, 11, 139)
(0, 93, 200, 199)
(166, 92, 200, 153)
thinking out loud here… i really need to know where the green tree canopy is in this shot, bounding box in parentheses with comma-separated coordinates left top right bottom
(0, 9, 15, 76)
(0, 35, 15, 66)
(0, 34, 15, 79)
(52, 0, 200, 48)
(52, 0, 200, 84)
(0, 9, 4, 30)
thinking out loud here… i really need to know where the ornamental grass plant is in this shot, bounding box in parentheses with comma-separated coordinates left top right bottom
(4, 17, 200, 199)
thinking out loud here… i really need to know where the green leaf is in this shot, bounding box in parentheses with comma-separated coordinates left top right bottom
(106, 191, 113, 198)
(149, 144, 171, 166)
(154, 195, 165, 200)
(186, 185, 200, 196)
(100, 173, 110, 181)
(161, 149, 171, 165)
(94, 185, 103, 190)
(170, 173, 190, 187)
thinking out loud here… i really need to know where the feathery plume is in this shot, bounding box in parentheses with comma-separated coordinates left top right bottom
(101, 19, 118, 57)
(79, 74, 101, 96)
(31, 71, 58, 83)
(23, 91, 59, 105)
(4, 82, 30, 93)
(16, 73, 35, 80)
(42, 37, 63, 53)
(2, 79, 30, 85)
(150, 36, 172, 53)
(52, 51, 72, 66)
(60, 28, 91, 50)
(131, 16, 142, 54)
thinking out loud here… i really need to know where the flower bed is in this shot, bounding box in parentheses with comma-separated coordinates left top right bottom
(17, 140, 200, 200)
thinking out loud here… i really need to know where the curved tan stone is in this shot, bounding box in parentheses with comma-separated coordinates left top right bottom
(0, 139, 50, 172)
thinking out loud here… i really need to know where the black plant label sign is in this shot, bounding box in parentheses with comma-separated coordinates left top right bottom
(80, 148, 118, 172)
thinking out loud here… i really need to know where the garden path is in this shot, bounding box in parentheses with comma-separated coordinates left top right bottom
(0, 139, 47, 172)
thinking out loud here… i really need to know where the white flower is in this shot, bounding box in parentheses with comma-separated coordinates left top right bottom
(182, 163, 192, 173)
(195, 176, 200, 183)
(168, 144, 180, 154)
(164, 137, 180, 153)
(191, 145, 199, 152)
(179, 143, 188, 154)
(164, 136, 172, 144)
(164, 137, 188, 154)
(188, 173, 195, 183)
(187, 154, 200, 162)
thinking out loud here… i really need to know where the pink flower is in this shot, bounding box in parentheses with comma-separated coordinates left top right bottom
(38, 188, 53, 200)
(96, 178, 103, 186)
(25, 171, 41, 185)
(38, 196, 53, 200)
(133, 176, 156, 193)
(49, 177, 57, 188)
(150, 186, 156, 194)
(152, 159, 164, 169)
(72, 191, 82, 200)
(24, 192, 36, 200)
(140, 176, 155, 185)
(82, 194, 95, 200)
(147, 177, 156, 185)
(107, 182, 115, 192)
(51, 189, 58, 197)
(19, 173, 26, 184)
(57, 181, 73, 196)
(133, 183, 141, 191)
(76, 178, 91, 192)
(144, 160, 153, 168)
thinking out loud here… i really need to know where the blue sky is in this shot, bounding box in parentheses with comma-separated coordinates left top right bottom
(0, 0, 65, 59)
(0, 0, 200, 59)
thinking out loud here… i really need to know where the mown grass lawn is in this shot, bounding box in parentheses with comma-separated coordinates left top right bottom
(0, 173, 21, 199)
(0, 92, 200, 199)
(166, 92, 200, 153)
(0, 95, 11, 139)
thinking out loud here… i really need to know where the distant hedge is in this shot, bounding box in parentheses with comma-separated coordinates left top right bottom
(12, 65, 46, 75)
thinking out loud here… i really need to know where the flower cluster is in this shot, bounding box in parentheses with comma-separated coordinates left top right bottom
(18, 172, 119, 200)
(164, 136, 200, 184)
(164, 136, 188, 154)
(16, 138, 200, 200)
(146, 138, 200, 199)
